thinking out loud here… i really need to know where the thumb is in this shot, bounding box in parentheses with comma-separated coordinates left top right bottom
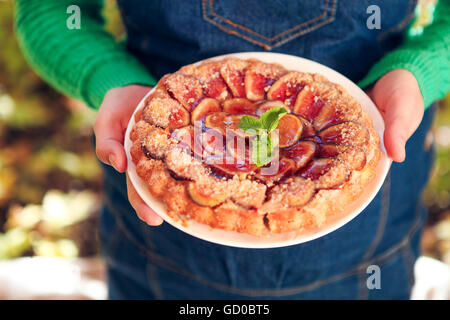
(382, 93, 419, 162)
(373, 88, 424, 163)
(369, 70, 424, 163)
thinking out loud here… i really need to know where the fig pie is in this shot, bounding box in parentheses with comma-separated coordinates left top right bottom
(130, 57, 381, 236)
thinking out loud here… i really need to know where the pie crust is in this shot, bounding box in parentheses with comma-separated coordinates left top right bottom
(130, 57, 381, 236)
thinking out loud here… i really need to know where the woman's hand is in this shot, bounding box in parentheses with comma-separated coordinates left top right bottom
(94, 85, 164, 226)
(367, 69, 424, 162)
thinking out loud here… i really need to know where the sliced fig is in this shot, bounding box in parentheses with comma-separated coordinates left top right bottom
(282, 140, 316, 171)
(220, 58, 249, 98)
(189, 61, 230, 101)
(143, 97, 190, 129)
(210, 161, 257, 179)
(187, 182, 228, 207)
(205, 113, 256, 138)
(223, 98, 257, 115)
(197, 129, 225, 158)
(171, 126, 194, 150)
(191, 98, 221, 123)
(165, 73, 204, 110)
(319, 122, 369, 147)
(276, 114, 302, 148)
(313, 102, 348, 131)
(254, 157, 296, 185)
(255, 100, 289, 117)
(165, 148, 207, 181)
(298, 116, 316, 137)
(245, 62, 287, 101)
(300, 158, 350, 189)
(204, 112, 228, 135)
(224, 114, 257, 138)
(318, 143, 367, 171)
(268, 177, 315, 207)
(267, 72, 312, 109)
(141, 128, 170, 160)
(293, 88, 324, 121)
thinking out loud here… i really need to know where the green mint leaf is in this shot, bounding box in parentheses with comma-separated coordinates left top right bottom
(237, 115, 261, 132)
(252, 130, 273, 167)
(260, 106, 288, 133)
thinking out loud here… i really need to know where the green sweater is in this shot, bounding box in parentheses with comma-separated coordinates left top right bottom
(14, 0, 450, 110)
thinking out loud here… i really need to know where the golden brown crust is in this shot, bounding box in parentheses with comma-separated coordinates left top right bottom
(130, 58, 382, 237)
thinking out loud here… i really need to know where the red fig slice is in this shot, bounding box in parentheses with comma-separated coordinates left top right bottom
(187, 182, 228, 207)
(165, 73, 203, 110)
(191, 98, 221, 123)
(318, 143, 367, 171)
(197, 129, 225, 158)
(276, 114, 303, 148)
(165, 148, 208, 181)
(192, 61, 230, 101)
(205, 113, 256, 138)
(313, 103, 348, 131)
(300, 158, 350, 189)
(210, 161, 257, 179)
(255, 100, 289, 117)
(224, 114, 256, 138)
(293, 88, 324, 121)
(223, 98, 257, 115)
(282, 140, 317, 171)
(171, 126, 194, 151)
(267, 72, 312, 109)
(298, 116, 316, 137)
(319, 122, 369, 147)
(220, 58, 249, 98)
(143, 97, 190, 129)
(255, 157, 296, 185)
(141, 128, 170, 160)
(204, 112, 228, 135)
(268, 177, 315, 207)
(245, 62, 287, 101)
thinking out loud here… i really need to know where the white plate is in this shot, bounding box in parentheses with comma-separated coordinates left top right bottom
(124, 52, 392, 248)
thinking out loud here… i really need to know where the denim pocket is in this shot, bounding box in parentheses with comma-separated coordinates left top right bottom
(202, 0, 337, 49)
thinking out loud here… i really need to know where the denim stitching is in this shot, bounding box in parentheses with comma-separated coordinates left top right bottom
(207, 0, 331, 42)
(202, 0, 337, 49)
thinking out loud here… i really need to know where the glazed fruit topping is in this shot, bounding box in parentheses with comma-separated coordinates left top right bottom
(191, 98, 221, 123)
(223, 98, 258, 115)
(282, 140, 317, 171)
(140, 59, 372, 206)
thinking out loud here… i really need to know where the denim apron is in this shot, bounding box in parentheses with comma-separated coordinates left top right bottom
(100, 0, 436, 299)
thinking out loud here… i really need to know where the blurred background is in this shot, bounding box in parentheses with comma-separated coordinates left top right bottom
(0, 0, 449, 299)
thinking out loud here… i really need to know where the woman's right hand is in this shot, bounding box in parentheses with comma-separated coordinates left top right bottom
(94, 85, 164, 226)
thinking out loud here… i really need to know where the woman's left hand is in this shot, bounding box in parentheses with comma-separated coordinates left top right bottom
(366, 69, 424, 162)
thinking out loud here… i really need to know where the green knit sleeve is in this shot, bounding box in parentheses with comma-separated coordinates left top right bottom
(359, 0, 450, 109)
(14, 0, 157, 109)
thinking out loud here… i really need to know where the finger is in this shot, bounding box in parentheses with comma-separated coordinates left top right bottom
(94, 112, 127, 172)
(381, 90, 423, 162)
(126, 175, 164, 226)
